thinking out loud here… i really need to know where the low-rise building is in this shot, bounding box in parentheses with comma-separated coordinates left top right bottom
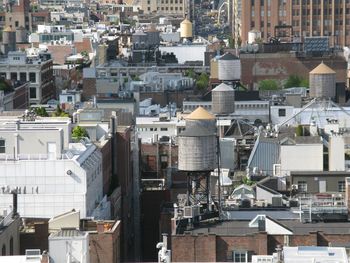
(136, 116, 185, 143)
(0, 115, 106, 219)
(0, 51, 54, 105)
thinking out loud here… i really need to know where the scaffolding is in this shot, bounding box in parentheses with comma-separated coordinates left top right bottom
(298, 194, 347, 222)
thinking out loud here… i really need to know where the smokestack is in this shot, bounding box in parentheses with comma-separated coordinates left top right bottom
(162, 233, 168, 249)
(11, 190, 18, 218)
(276, 245, 283, 263)
(41, 250, 49, 263)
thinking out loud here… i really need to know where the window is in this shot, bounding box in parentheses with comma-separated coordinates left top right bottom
(29, 72, 36, 83)
(29, 87, 36, 99)
(160, 127, 168, 131)
(10, 72, 17, 81)
(20, 72, 26, 82)
(233, 251, 251, 263)
(338, 181, 345, 192)
(9, 237, 13, 255)
(298, 181, 307, 192)
(2, 244, 5, 255)
(278, 108, 286, 117)
(0, 139, 4, 153)
(67, 96, 73, 102)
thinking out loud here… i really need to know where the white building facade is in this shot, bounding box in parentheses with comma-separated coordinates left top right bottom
(0, 116, 104, 219)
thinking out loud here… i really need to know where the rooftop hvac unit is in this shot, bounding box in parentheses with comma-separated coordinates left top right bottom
(255, 200, 266, 207)
(272, 196, 283, 207)
(183, 205, 200, 218)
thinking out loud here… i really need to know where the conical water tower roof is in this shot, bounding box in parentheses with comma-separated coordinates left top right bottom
(181, 18, 192, 25)
(186, 106, 215, 120)
(219, 52, 239, 60)
(310, 62, 336, 75)
(3, 26, 14, 32)
(212, 83, 234, 92)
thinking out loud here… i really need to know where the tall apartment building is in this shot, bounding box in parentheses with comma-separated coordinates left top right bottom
(241, 0, 350, 47)
(140, 0, 188, 16)
(231, 0, 242, 47)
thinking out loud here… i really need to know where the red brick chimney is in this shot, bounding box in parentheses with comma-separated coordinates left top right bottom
(41, 250, 49, 263)
(96, 221, 105, 233)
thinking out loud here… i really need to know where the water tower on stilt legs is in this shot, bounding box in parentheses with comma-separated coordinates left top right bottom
(178, 107, 217, 219)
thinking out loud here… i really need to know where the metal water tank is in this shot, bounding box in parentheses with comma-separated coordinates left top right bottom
(179, 106, 216, 171)
(15, 26, 27, 43)
(146, 25, 160, 46)
(180, 18, 193, 39)
(309, 62, 336, 99)
(132, 31, 148, 46)
(212, 83, 235, 115)
(2, 26, 16, 52)
(3, 26, 15, 45)
(248, 29, 261, 44)
(218, 53, 241, 81)
(178, 124, 216, 171)
(185, 106, 216, 134)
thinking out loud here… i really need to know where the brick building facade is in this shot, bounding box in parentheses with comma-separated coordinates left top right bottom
(172, 225, 350, 262)
(240, 52, 347, 89)
(241, 0, 350, 47)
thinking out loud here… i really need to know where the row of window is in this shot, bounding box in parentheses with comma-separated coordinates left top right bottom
(297, 180, 345, 192)
(147, 0, 183, 4)
(137, 127, 169, 132)
(0, 72, 37, 83)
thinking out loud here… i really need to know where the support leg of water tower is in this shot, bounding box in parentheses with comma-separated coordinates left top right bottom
(186, 174, 191, 206)
(206, 174, 210, 213)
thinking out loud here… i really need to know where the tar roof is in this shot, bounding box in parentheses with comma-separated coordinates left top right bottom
(50, 228, 86, 238)
(186, 220, 350, 236)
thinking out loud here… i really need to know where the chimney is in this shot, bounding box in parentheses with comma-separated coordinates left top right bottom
(276, 245, 283, 263)
(328, 135, 345, 171)
(162, 233, 168, 250)
(96, 221, 105, 233)
(11, 190, 18, 218)
(41, 250, 49, 263)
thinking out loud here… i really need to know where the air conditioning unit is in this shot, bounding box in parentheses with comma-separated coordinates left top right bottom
(183, 205, 200, 218)
(183, 206, 193, 218)
(291, 184, 298, 190)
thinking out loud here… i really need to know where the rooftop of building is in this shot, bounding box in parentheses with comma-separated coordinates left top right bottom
(185, 219, 350, 236)
(50, 227, 87, 238)
(136, 116, 185, 125)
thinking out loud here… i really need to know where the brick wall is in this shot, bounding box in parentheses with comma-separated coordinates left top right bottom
(99, 138, 112, 195)
(13, 84, 28, 109)
(89, 222, 121, 263)
(20, 221, 48, 254)
(240, 53, 347, 90)
(83, 78, 97, 100)
(172, 234, 216, 262)
(172, 230, 350, 262)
